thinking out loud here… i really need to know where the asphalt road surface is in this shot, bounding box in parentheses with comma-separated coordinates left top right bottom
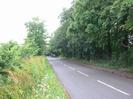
(47, 57, 133, 99)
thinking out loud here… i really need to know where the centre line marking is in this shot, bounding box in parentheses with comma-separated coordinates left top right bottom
(97, 80, 130, 96)
(68, 67, 75, 71)
(77, 71, 88, 77)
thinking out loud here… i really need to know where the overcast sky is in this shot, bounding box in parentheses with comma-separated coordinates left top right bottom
(0, 0, 72, 44)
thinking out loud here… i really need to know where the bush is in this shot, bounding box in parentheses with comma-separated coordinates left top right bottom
(0, 41, 20, 69)
(20, 39, 39, 58)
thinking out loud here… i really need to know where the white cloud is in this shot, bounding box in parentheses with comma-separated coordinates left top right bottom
(0, 0, 72, 44)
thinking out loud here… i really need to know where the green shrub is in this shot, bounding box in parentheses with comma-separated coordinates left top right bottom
(20, 39, 39, 58)
(0, 41, 20, 69)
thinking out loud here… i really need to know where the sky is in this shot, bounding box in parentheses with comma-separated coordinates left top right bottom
(0, 0, 72, 44)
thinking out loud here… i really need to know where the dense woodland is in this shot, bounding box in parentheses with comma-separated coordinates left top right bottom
(50, 0, 133, 67)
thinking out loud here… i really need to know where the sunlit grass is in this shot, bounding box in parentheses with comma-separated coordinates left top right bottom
(0, 56, 67, 99)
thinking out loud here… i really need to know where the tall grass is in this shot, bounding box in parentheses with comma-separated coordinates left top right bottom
(0, 56, 67, 99)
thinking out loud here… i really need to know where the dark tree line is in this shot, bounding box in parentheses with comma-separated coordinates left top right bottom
(50, 0, 133, 66)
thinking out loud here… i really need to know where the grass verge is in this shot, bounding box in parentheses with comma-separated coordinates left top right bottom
(68, 58, 133, 73)
(0, 56, 67, 99)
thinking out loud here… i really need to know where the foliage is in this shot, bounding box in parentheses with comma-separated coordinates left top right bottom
(0, 41, 20, 69)
(0, 17, 67, 98)
(50, 0, 133, 66)
(20, 39, 39, 58)
(25, 17, 47, 56)
(0, 56, 67, 99)
(0, 17, 47, 69)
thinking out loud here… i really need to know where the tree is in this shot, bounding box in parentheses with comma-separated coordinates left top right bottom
(50, 0, 133, 66)
(25, 17, 46, 56)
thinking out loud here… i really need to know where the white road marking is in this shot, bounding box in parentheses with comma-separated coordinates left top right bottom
(77, 71, 88, 77)
(97, 80, 130, 96)
(68, 67, 75, 71)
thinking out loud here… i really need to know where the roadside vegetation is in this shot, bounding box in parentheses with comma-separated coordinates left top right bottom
(0, 17, 67, 98)
(49, 0, 133, 72)
(0, 56, 67, 99)
(70, 58, 133, 73)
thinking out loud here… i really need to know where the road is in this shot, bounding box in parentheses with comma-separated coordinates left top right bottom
(47, 57, 133, 99)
